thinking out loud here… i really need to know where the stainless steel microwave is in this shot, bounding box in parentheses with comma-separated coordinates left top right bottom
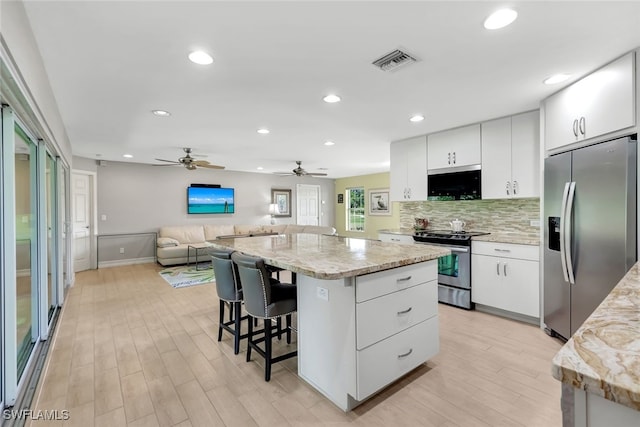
(427, 167, 481, 201)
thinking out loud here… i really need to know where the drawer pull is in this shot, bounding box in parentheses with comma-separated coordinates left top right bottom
(397, 349, 413, 359)
(397, 276, 412, 282)
(397, 307, 413, 315)
(494, 248, 511, 253)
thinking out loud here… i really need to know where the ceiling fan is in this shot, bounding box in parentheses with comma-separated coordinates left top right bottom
(274, 160, 328, 177)
(154, 148, 225, 170)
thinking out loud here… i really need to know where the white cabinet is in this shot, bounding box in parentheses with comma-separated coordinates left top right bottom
(390, 136, 427, 201)
(481, 111, 540, 199)
(471, 241, 540, 318)
(544, 52, 635, 151)
(427, 124, 481, 171)
(378, 232, 414, 245)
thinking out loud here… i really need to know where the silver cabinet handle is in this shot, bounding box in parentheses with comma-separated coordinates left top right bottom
(397, 307, 413, 315)
(503, 262, 507, 276)
(494, 248, 511, 253)
(496, 262, 500, 276)
(506, 181, 511, 195)
(579, 116, 586, 136)
(573, 119, 579, 137)
(407, 188, 411, 199)
(448, 152, 451, 165)
(391, 238, 400, 242)
(513, 180, 518, 195)
(397, 276, 412, 282)
(397, 349, 413, 359)
(452, 151, 456, 164)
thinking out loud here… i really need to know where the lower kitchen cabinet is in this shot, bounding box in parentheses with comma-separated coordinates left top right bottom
(378, 232, 415, 245)
(471, 241, 540, 318)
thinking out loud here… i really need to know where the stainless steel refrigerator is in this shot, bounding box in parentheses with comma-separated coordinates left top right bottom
(544, 136, 637, 340)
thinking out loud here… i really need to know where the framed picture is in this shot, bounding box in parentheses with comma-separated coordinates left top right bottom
(369, 188, 391, 215)
(271, 189, 292, 217)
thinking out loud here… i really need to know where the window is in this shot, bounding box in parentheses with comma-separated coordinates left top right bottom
(346, 187, 365, 232)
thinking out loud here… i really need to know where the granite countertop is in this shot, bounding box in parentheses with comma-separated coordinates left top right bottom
(209, 233, 449, 280)
(378, 228, 416, 236)
(471, 233, 540, 246)
(551, 262, 640, 411)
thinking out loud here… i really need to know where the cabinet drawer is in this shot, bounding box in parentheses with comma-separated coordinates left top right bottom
(378, 233, 415, 245)
(356, 316, 439, 401)
(356, 261, 437, 303)
(356, 281, 437, 350)
(471, 241, 539, 261)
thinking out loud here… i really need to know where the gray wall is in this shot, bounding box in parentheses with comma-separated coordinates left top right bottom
(75, 157, 336, 263)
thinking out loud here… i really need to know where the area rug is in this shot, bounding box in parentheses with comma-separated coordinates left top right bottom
(159, 265, 215, 288)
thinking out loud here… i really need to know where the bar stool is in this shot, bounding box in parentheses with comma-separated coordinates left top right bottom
(231, 252, 297, 381)
(211, 248, 248, 355)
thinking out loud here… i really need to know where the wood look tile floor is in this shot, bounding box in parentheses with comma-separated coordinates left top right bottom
(27, 263, 563, 427)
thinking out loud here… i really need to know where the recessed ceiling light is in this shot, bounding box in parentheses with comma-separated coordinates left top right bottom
(188, 50, 213, 65)
(123, 154, 133, 158)
(152, 110, 171, 117)
(483, 9, 518, 30)
(257, 128, 270, 134)
(323, 94, 341, 103)
(324, 141, 335, 146)
(409, 115, 425, 122)
(257, 166, 264, 170)
(543, 74, 571, 85)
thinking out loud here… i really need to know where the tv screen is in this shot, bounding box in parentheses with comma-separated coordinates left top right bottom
(187, 186, 235, 214)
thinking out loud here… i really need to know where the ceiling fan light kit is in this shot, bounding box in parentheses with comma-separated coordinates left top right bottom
(273, 161, 328, 177)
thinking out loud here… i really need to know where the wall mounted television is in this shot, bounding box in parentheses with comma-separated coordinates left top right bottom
(187, 186, 235, 214)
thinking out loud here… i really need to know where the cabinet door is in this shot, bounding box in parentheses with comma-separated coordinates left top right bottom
(501, 258, 540, 318)
(481, 117, 512, 199)
(511, 111, 540, 198)
(389, 140, 407, 201)
(405, 136, 427, 200)
(428, 124, 481, 170)
(544, 87, 581, 151)
(470, 254, 501, 307)
(579, 52, 635, 142)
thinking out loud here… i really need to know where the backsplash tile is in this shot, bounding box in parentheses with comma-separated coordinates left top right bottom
(400, 198, 540, 237)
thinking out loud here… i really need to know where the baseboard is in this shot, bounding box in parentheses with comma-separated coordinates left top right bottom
(474, 303, 539, 325)
(98, 257, 156, 268)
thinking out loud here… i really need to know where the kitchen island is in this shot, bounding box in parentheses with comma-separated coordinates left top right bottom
(209, 233, 448, 411)
(552, 262, 640, 426)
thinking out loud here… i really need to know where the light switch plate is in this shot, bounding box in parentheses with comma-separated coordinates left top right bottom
(101, 214, 107, 221)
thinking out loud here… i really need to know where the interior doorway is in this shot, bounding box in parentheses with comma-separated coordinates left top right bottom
(296, 184, 321, 225)
(71, 171, 95, 272)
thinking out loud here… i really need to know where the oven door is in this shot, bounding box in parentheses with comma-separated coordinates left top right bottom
(418, 242, 471, 289)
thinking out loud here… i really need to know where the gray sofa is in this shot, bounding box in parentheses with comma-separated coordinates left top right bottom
(157, 223, 336, 266)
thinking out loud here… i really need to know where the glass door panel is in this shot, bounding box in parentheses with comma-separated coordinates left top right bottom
(14, 125, 37, 378)
(46, 153, 57, 321)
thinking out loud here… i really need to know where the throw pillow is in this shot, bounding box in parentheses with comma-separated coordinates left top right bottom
(157, 237, 179, 248)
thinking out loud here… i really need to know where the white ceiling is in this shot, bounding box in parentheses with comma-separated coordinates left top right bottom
(22, 1, 640, 178)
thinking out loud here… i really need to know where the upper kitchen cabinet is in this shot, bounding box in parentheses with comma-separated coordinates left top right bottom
(427, 124, 481, 171)
(390, 136, 427, 201)
(544, 52, 635, 151)
(482, 111, 540, 199)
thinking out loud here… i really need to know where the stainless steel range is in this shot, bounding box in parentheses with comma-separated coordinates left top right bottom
(413, 230, 489, 309)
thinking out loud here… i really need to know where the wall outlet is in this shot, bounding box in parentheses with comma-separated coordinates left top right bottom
(530, 219, 541, 227)
(101, 214, 107, 221)
(316, 286, 329, 301)
(119, 247, 125, 254)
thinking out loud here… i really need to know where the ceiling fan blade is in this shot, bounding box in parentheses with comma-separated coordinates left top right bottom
(193, 160, 211, 166)
(306, 172, 328, 176)
(273, 171, 294, 175)
(198, 164, 225, 170)
(152, 164, 180, 167)
(155, 158, 180, 163)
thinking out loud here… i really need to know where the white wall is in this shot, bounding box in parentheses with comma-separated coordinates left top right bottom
(90, 158, 335, 234)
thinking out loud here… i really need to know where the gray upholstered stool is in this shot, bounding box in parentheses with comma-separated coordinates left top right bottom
(231, 252, 297, 381)
(211, 248, 249, 355)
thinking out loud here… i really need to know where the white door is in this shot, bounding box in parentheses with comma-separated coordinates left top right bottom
(72, 172, 92, 271)
(296, 184, 320, 225)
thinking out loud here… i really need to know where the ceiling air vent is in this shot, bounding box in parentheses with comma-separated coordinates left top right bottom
(372, 49, 417, 72)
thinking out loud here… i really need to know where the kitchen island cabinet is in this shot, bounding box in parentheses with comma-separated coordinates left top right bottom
(209, 233, 448, 411)
(552, 262, 640, 426)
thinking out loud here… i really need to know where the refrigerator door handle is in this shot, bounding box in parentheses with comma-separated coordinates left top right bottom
(559, 182, 571, 283)
(565, 182, 577, 285)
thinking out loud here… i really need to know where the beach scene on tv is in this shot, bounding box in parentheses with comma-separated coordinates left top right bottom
(187, 187, 235, 214)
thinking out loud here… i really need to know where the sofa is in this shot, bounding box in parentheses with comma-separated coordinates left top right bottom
(156, 223, 337, 266)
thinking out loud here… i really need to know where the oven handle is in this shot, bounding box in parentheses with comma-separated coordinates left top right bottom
(415, 241, 469, 253)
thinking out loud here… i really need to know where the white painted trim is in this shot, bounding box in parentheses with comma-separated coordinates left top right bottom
(70, 170, 98, 271)
(37, 142, 49, 340)
(97, 257, 156, 269)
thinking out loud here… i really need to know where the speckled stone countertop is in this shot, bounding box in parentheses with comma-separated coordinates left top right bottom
(471, 233, 540, 246)
(551, 262, 640, 411)
(209, 233, 449, 280)
(378, 228, 417, 235)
